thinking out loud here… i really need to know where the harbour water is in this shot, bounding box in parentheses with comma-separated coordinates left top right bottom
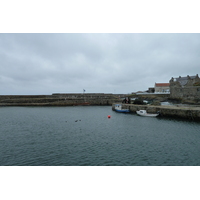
(1, 106, 200, 166)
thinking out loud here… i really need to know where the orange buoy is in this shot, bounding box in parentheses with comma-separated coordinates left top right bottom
(108, 115, 111, 118)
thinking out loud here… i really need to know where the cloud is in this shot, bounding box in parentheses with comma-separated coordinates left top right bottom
(0, 33, 200, 94)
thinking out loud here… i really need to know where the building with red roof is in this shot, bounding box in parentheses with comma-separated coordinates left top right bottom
(154, 83, 170, 93)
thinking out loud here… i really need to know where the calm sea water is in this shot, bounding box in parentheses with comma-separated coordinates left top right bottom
(1, 106, 200, 166)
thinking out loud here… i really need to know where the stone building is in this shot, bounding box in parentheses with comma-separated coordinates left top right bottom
(154, 83, 170, 93)
(169, 74, 200, 103)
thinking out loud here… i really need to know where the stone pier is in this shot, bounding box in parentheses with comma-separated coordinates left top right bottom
(0, 93, 120, 106)
(112, 103, 200, 121)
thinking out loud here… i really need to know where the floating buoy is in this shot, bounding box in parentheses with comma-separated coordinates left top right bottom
(107, 115, 111, 118)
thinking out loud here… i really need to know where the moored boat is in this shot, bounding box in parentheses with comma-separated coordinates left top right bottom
(136, 110, 159, 117)
(115, 104, 130, 113)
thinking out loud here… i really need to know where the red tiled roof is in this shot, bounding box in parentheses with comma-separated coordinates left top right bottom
(155, 83, 170, 87)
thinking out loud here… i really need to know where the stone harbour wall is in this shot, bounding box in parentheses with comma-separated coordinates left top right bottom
(112, 103, 200, 121)
(169, 86, 200, 104)
(0, 94, 120, 106)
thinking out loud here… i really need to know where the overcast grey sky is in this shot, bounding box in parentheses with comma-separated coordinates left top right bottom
(0, 33, 200, 95)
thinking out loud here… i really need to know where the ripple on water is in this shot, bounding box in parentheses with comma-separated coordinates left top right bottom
(1, 106, 200, 166)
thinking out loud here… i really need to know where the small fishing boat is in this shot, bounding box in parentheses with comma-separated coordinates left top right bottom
(115, 104, 130, 113)
(136, 110, 159, 117)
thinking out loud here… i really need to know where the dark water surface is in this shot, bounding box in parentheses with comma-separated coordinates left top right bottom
(1, 106, 200, 166)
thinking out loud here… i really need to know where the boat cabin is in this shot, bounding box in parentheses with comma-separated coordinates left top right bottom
(115, 104, 122, 110)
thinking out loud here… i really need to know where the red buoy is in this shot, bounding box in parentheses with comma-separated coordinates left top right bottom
(108, 115, 111, 118)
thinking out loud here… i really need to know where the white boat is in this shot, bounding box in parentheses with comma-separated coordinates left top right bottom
(115, 104, 130, 113)
(136, 110, 159, 117)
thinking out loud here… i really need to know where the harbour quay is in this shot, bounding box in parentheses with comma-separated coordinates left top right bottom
(112, 103, 200, 121)
(0, 93, 121, 106)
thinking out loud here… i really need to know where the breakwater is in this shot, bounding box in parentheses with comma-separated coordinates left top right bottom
(0, 93, 121, 106)
(112, 103, 200, 121)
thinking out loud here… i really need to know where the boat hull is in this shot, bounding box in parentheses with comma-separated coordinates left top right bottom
(136, 110, 159, 117)
(114, 104, 130, 113)
(115, 109, 130, 113)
